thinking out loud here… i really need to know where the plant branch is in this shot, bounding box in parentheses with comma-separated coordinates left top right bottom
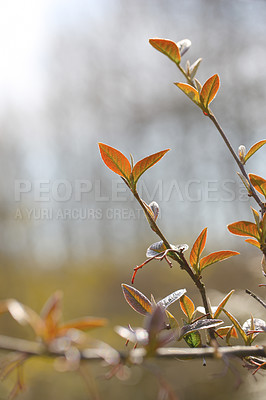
(246, 289, 266, 309)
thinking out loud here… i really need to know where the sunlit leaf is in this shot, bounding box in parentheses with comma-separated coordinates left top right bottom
(174, 83, 201, 106)
(190, 227, 207, 271)
(41, 291, 63, 341)
(245, 238, 261, 248)
(184, 330, 201, 348)
(237, 172, 251, 193)
(132, 149, 170, 183)
(249, 173, 266, 198)
(200, 74, 220, 109)
(180, 319, 223, 338)
(227, 221, 260, 240)
(157, 289, 187, 310)
(179, 295, 195, 321)
(222, 309, 248, 343)
(242, 318, 266, 337)
(199, 250, 239, 271)
(261, 212, 266, 242)
(238, 145, 246, 164)
(245, 140, 266, 162)
(215, 326, 238, 339)
(58, 317, 107, 336)
(176, 39, 191, 56)
(213, 290, 234, 318)
(98, 143, 131, 181)
(115, 326, 149, 345)
(189, 58, 202, 79)
(146, 241, 167, 257)
(149, 38, 181, 64)
(121, 284, 152, 316)
(165, 310, 179, 330)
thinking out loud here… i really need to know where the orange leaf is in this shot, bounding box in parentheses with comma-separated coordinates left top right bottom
(121, 284, 152, 316)
(227, 220, 260, 240)
(245, 140, 266, 162)
(249, 173, 266, 198)
(189, 228, 207, 271)
(200, 74, 220, 108)
(245, 238, 261, 248)
(179, 295, 195, 321)
(40, 291, 63, 342)
(149, 38, 181, 64)
(216, 326, 238, 339)
(174, 83, 200, 106)
(99, 143, 131, 181)
(58, 317, 107, 336)
(213, 290, 234, 318)
(200, 251, 239, 271)
(132, 149, 170, 183)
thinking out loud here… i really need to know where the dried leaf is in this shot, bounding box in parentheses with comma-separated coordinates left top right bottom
(200, 74, 220, 109)
(98, 143, 131, 181)
(199, 250, 239, 271)
(149, 38, 181, 64)
(227, 220, 260, 240)
(174, 82, 200, 106)
(132, 149, 170, 183)
(245, 140, 266, 163)
(190, 227, 207, 271)
(121, 284, 152, 316)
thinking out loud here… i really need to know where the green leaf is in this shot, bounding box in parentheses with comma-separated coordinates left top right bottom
(245, 140, 266, 163)
(99, 143, 131, 181)
(199, 250, 239, 271)
(149, 38, 181, 64)
(179, 295, 195, 322)
(184, 331, 202, 348)
(227, 220, 260, 240)
(189, 227, 207, 271)
(222, 309, 248, 343)
(132, 149, 170, 184)
(200, 74, 220, 109)
(174, 83, 201, 106)
(213, 290, 235, 318)
(249, 173, 266, 198)
(121, 284, 152, 316)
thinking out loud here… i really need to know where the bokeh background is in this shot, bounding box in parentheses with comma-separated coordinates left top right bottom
(1, 0, 266, 399)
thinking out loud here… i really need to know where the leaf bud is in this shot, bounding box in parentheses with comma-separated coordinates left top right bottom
(238, 145, 246, 164)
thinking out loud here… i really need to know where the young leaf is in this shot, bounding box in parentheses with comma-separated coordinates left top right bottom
(200, 74, 220, 109)
(245, 139, 266, 163)
(245, 238, 261, 248)
(227, 221, 260, 240)
(251, 207, 260, 229)
(184, 331, 202, 348)
(132, 149, 170, 183)
(249, 173, 266, 198)
(179, 295, 195, 321)
(190, 227, 207, 271)
(176, 39, 191, 56)
(222, 309, 248, 343)
(146, 241, 167, 257)
(189, 58, 202, 80)
(157, 289, 187, 310)
(149, 38, 181, 64)
(215, 325, 238, 340)
(174, 83, 201, 106)
(213, 290, 235, 318)
(121, 284, 152, 316)
(237, 172, 251, 193)
(58, 317, 107, 336)
(199, 250, 239, 271)
(98, 143, 131, 181)
(242, 318, 266, 341)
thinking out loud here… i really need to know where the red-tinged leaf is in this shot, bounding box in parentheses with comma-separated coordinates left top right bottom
(132, 149, 170, 183)
(249, 173, 266, 198)
(199, 250, 239, 271)
(222, 309, 248, 343)
(121, 284, 152, 316)
(213, 290, 235, 318)
(245, 238, 261, 248)
(189, 228, 207, 271)
(215, 325, 238, 339)
(245, 140, 266, 162)
(227, 220, 260, 240)
(179, 295, 195, 322)
(200, 74, 220, 109)
(98, 143, 131, 181)
(149, 38, 181, 64)
(57, 317, 107, 336)
(174, 83, 201, 106)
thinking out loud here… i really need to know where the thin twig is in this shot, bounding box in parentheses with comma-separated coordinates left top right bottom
(246, 289, 266, 309)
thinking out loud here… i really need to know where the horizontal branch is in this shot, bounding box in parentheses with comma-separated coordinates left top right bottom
(0, 335, 265, 364)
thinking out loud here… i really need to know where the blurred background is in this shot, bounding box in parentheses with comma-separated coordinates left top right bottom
(0, 0, 266, 398)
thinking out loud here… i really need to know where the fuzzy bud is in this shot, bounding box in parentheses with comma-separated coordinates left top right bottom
(238, 145, 246, 164)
